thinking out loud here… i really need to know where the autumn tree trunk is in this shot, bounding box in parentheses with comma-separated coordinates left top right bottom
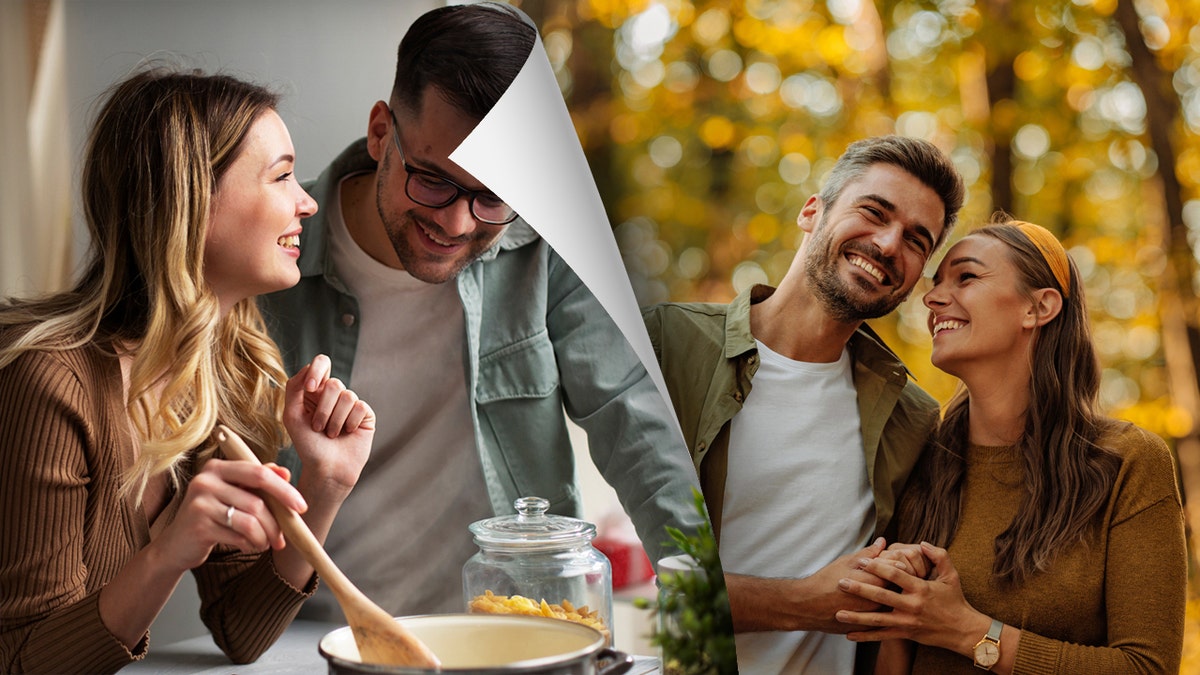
(979, 0, 1018, 216)
(1114, 0, 1200, 569)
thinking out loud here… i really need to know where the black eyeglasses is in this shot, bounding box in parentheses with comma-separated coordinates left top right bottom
(388, 109, 518, 225)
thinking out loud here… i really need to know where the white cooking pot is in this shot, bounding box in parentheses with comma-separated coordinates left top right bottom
(318, 614, 635, 675)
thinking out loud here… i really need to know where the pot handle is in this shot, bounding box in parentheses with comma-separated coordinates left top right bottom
(595, 648, 634, 675)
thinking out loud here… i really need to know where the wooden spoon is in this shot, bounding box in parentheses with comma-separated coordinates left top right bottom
(214, 424, 441, 669)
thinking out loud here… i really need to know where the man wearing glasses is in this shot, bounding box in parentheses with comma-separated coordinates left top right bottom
(259, 3, 702, 621)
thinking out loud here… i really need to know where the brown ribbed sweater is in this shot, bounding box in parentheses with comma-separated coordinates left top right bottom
(898, 423, 1186, 674)
(0, 342, 315, 674)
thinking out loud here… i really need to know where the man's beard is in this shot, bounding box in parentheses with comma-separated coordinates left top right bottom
(803, 219, 906, 322)
(380, 208, 487, 284)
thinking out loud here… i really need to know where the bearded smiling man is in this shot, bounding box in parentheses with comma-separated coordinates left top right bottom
(643, 136, 965, 675)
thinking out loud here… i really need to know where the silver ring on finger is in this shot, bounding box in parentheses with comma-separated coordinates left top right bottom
(225, 504, 236, 528)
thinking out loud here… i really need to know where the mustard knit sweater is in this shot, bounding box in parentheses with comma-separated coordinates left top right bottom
(898, 423, 1186, 674)
(0, 342, 315, 673)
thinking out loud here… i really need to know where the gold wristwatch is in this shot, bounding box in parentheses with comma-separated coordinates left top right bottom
(972, 618, 1003, 670)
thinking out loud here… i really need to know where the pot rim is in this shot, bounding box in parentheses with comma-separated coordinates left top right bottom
(318, 613, 609, 673)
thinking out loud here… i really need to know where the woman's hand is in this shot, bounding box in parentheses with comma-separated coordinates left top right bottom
(152, 459, 308, 574)
(283, 354, 374, 502)
(834, 542, 994, 657)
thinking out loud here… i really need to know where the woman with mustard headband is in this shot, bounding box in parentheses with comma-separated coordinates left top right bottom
(833, 218, 1187, 673)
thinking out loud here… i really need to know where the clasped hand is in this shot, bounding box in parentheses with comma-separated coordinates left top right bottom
(789, 537, 930, 634)
(835, 541, 984, 654)
(156, 354, 372, 573)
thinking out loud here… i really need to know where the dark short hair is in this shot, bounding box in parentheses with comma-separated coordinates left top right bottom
(819, 135, 965, 249)
(392, 2, 536, 119)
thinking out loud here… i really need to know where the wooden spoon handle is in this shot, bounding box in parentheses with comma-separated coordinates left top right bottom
(213, 425, 360, 603)
(215, 425, 441, 669)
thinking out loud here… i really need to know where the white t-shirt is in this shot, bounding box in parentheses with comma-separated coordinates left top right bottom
(720, 340, 874, 674)
(299, 175, 493, 621)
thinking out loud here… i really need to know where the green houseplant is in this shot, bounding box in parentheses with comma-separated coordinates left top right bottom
(636, 490, 736, 675)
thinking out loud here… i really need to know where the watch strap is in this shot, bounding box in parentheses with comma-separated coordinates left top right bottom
(985, 618, 1002, 642)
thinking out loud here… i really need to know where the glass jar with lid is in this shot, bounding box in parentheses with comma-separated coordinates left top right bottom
(463, 496, 614, 645)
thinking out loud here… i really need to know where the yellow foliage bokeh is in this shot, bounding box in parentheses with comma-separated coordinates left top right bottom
(556, 2, 1200, 670)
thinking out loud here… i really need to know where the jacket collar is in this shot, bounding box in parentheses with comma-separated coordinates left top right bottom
(722, 284, 772, 359)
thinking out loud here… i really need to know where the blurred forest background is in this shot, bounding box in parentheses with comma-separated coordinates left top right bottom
(515, 0, 1199, 668)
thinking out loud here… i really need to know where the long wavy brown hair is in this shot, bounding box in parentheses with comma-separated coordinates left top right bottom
(0, 67, 289, 500)
(899, 220, 1122, 584)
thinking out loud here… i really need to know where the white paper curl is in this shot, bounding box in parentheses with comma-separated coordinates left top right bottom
(450, 35, 680, 438)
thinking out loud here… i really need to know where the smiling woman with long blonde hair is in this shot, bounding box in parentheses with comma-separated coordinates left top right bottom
(0, 67, 373, 673)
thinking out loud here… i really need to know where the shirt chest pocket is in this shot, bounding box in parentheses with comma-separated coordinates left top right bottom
(476, 329, 558, 403)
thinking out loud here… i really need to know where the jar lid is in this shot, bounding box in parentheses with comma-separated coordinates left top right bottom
(469, 496, 597, 551)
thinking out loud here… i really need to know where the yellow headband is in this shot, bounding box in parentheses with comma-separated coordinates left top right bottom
(1013, 221, 1071, 298)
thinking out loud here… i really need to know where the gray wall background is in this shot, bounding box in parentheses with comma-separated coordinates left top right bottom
(65, 0, 437, 268)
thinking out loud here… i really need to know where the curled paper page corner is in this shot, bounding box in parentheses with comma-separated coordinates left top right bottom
(450, 36, 682, 439)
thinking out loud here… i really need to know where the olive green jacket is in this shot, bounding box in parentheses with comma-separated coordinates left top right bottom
(642, 284, 938, 541)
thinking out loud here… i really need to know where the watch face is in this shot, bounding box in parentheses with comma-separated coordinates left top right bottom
(975, 641, 1000, 667)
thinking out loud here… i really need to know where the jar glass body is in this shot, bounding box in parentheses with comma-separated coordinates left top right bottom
(463, 497, 614, 644)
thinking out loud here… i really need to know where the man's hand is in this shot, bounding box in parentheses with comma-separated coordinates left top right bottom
(727, 537, 897, 634)
(877, 542, 932, 579)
